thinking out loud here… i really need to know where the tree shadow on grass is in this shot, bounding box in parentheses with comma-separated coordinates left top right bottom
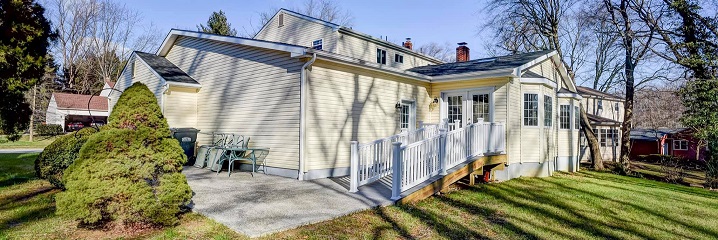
(0, 186, 57, 232)
(0, 176, 34, 188)
(393, 202, 493, 239)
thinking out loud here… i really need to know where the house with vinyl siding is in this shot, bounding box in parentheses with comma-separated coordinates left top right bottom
(576, 86, 624, 162)
(108, 9, 583, 185)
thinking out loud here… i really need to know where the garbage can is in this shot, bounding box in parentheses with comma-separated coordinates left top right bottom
(170, 128, 200, 166)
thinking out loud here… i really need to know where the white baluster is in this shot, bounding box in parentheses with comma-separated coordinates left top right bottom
(391, 142, 403, 200)
(350, 141, 359, 193)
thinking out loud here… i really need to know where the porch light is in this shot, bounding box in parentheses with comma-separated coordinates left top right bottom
(433, 98, 439, 103)
(395, 102, 402, 109)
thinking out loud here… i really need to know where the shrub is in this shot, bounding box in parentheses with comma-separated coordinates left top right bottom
(56, 83, 192, 227)
(36, 124, 63, 136)
(34, 127, 97, 189)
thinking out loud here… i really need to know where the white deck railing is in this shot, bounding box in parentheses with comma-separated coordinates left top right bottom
(349, 120, 506, 196)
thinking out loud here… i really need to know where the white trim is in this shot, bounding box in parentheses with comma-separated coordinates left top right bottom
(299, 53, 317, 180)
(521, 92, 541, 128)
(158, 29, 307, 57)
(311, 38, 324, 50)
(312, 50, 431, 81)
(254, 9, 341, 39)
(557, 92, 583, 100)
(431, 68, 516, 82)
(167, 81, 201, 88)
(399, 99, 417, 132)
(520, 77, 557, 89)
(558, 104, 572, 130)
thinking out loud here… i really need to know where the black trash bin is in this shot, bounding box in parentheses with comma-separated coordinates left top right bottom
(170, 128, 200, 166)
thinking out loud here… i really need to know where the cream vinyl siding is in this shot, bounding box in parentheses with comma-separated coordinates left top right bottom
(305, 60, 432, 170)
(109, 55, 137, 110)
(163, 86, 198, 128)
(428, 77, 510, 124)
(253, 11, 441, 70)
(519, 84, 542, 162)
(583, 97, 623, 122)
(133, 57, 165, 106)
(254, 12, 339, 52)
(527, 60, 560, 83)
(557, 97, 579, 157)
(164, 36, 304, 170)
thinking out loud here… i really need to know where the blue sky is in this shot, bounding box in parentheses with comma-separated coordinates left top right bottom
(120, 0, 494, 58)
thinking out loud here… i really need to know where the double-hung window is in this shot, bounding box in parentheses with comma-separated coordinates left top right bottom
(574, 106, 580, 129)
(544, 95, 552, 127)
(399, 104, 410, 129)
(312, 39, 323, 50)
(560, 105, 571, 129)
(600, 129, 608, 147)
(376, 49, 387, 64)
(394, 54, 404, 64)
(674, 140, 688, 150)
(523, 93, 539, 126)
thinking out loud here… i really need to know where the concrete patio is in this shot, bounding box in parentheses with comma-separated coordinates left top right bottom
(183, 166, 393, 237)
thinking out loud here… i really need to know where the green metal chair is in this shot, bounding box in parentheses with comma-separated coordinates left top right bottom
(194, 133, 227, 168)
(214, 135, 245, 174)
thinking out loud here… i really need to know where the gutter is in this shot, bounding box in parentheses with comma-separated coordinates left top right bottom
(299, 53, 317, 180)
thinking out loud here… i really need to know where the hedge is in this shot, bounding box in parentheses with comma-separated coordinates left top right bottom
(56, 83, 192, 226)
(34, 127, 97, 189)
(36, 124, 63, 136)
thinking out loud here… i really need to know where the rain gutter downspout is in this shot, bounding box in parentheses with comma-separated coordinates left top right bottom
(299, 53, 317, 180)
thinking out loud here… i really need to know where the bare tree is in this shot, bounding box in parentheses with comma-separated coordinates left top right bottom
(49, 0, 159, 94)
(634, 85, 684, 129)
(416, 42, 455, 62)
(243, 0, 354, 37)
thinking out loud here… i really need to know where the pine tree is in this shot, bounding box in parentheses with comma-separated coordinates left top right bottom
(0, 0, 54, 139)
(197, 10, 237, 36)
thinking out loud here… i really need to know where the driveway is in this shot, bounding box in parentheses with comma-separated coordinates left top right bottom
(183, 167, 393, 237)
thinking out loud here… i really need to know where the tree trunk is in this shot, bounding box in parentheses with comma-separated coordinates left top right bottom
(580, 105, 605, 170)
(29, 86, 36, 142)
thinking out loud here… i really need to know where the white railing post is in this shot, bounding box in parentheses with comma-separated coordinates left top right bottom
(490, 122, 497, 152)
(418, 120, 424, 129)
(391, 142, 403, 200)
(349, 141, 359, 193)
(439, 128, 448, 175)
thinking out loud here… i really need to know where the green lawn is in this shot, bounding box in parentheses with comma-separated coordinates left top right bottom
(3, 152, 718, 239)
(632, 160, 706, 187)
(0, 135, 58, 149)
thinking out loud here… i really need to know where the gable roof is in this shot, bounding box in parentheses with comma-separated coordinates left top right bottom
(157, 29, 308, 57)
(134, 51, 199, 86)
(587, 113, 621, 126)
(630, 128, 677, 141)
(256, 8, 444, 64)
(53, 92, 108, 111)
(576, 86, 623, 100)
(407, 50, 554, 77)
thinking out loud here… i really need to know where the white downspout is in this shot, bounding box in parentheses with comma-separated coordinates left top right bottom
(161, 83, 169, 114)
(299, 53, 317, 180)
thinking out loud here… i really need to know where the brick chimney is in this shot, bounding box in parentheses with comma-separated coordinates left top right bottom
(456, 42, 470, 62)
(402, 38, 413, 50)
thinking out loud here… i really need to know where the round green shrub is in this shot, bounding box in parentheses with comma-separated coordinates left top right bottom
(34, 127, 98, 189)
(56, 82, 192, 226)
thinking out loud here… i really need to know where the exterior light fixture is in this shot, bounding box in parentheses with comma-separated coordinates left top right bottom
(395, 102, 402, 109)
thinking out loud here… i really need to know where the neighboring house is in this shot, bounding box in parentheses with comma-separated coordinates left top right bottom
(631, 128, 707, 161)
(577, 86, 623, 161)
(109, 9, 582, 184)
(46, 92, 109, 131)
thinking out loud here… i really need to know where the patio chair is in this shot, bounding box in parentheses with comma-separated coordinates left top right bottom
(214, 135, 245, 173)
(194, 133, 227, 168)
(227, 141, 269, 177)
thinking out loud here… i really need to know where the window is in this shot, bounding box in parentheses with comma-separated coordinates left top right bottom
(544, 95, 552, 127)
(312, 39, 323, 50)
(523, 93, 538, 126)
(394, 54, 404, 63)
(597, 99, 603, 110)
(574, 106, 580, 129)
(447, 95, 463, 125)
(674, 140, 688, 150)
(278, 14, 284, 27)
(600, 129, 608, 147)
(400, 104, 410, 129)
(560, 105, 571, 129)
(376, 49, 386, 64)
(473, 94, 490, 122)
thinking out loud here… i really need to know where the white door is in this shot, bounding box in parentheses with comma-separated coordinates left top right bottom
(443, 89, 493, 131)
(399, 100, 416, 132)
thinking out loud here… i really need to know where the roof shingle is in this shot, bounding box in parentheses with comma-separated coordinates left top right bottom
(407, 50, 554, 76)
(135, 51, 199, 85)
(53, 92, 108, 111)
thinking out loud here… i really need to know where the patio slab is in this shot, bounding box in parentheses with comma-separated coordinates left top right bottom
(183, 167, 393, 237)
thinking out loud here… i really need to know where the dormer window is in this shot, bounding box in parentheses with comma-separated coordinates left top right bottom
(376, 49, 386, 64)
(312, 39, 323, 50)
(597, 99, 603, 110)
(394, 54, 404, 64)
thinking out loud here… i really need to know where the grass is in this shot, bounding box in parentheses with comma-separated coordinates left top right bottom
(3, 152, 718, 239)
(631, 160, 706, 186)
(0, 135, 59, 149)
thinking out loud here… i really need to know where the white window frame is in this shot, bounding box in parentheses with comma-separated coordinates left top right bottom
(523, 93, 539, 127)
(399, 99, 416, 131)
(439, 87, 495, 125)
(544, 95, 552, 128)
(574, 106, 580, 130)
(394, 53, 404, 64)
(559, 104, 571, 130)
(674, 139, 688, 150)
(376, 48, 387, 64)
(312, 39, 323, 50)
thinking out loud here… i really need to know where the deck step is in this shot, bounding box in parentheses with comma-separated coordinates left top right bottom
(397, 154, 507, 204)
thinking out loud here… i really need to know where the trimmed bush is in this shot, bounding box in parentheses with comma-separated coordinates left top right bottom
(34, 127, 98, 189)
(36, 124, 63, 136)
(56, 83, 192, 226)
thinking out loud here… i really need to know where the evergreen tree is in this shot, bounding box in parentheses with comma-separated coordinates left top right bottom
(197, 10, 237, 36)
(0, 0, 54, 139)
